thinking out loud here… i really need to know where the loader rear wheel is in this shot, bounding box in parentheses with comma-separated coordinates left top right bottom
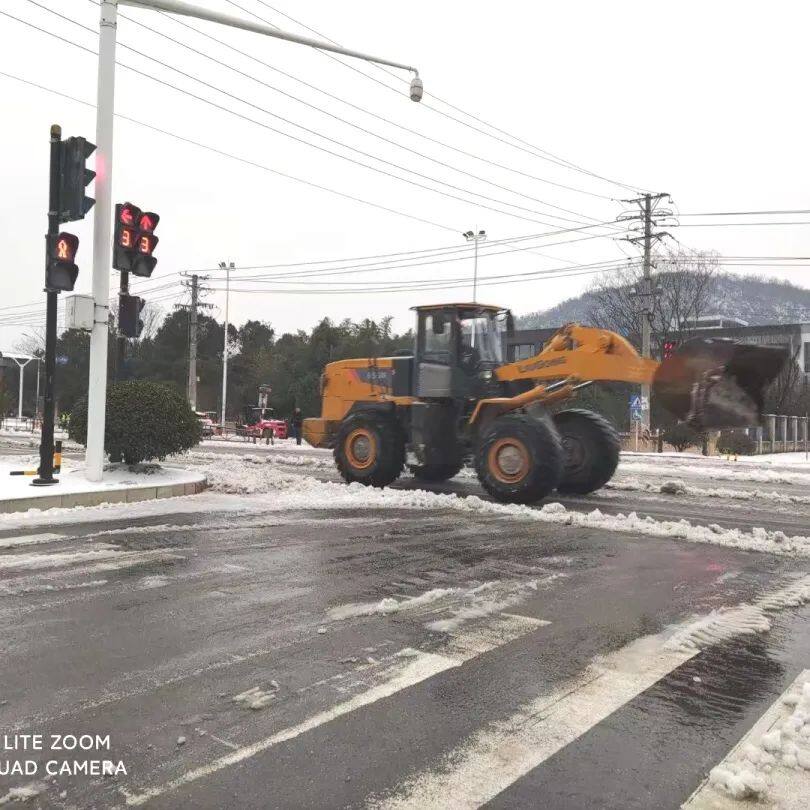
(475, 414, 563, 503)
(554, 408, 620, 494)
(335, 413, 405, 488)
(409, 460, 465, 482)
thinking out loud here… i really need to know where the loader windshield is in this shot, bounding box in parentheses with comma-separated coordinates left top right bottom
(459, 311, 505, 365)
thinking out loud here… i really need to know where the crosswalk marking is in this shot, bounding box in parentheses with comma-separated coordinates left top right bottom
(372, 634, 695, 809)
(120, 612, 548, 806)
(683, 670, 810, 810)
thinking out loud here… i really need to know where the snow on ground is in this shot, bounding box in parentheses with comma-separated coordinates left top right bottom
(607, 476, 810, 505)
(619, 460, 810, 486)
(665, 576, 810, 653)
(0, 460, 203, 501)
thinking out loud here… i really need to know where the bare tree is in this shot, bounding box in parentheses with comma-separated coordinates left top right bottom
(13, 329, 45, 357)
(587, 247, 719, 351)
(139, 303, 165, 342)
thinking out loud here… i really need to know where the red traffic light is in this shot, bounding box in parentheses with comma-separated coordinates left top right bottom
(53, 232, 79, 263)
(118, 203, 141, 227)
(138, 212, 159, 233)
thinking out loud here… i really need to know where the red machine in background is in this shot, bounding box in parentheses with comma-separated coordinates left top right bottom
(237, 385, 288, 441)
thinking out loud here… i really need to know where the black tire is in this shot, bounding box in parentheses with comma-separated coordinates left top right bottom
(334, 412, 405, 488)
(474, 414, 563, 503)
(409, 460, 465, 482)
(554, 408, 620, 494)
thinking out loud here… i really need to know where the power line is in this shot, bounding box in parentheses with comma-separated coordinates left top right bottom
(186, 222, 620, 275)
(201, 231, 619, 283)
(82, 0, 616, 231)
(0, 66, 458, 233)
(23, 4, 596, 230)
(239, 0, 646, 195)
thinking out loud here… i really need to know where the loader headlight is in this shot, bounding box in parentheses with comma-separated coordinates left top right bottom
(479, 369, 493, 381)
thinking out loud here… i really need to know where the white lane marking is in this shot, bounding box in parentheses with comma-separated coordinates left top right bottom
(121, 613, 548, 806)
(371, 634, 695, 809)
(0, 532, 66, 550)
(683, 670, 810, 809)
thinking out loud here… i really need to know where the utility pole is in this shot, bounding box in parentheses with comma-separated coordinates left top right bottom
(219, 260, 234, 430)
(187, 274, 199, 410)
(178, 273, 210, 411)
(618, 192, 673, 432)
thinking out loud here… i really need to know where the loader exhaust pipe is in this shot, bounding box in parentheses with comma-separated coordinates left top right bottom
(653, 338, 789, 430)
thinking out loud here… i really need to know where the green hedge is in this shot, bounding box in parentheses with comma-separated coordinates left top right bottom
(69, 381, 201, 464)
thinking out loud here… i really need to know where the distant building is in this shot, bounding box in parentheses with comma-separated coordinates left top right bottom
(680, 314, 749, 329)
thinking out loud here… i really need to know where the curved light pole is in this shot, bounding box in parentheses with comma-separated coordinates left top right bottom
(84, 0, 423, 481)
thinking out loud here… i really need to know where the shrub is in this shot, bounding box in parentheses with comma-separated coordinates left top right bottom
(69, 381, 201, 464)
(716, 430, 756, 456)
(662, 423, 699, 452)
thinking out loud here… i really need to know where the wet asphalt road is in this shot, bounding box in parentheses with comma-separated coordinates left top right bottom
(1, 440, 810, 808)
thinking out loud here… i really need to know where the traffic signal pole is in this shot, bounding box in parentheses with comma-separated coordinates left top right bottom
(116, 269, 129, 379)
(33, 124, 63, 486)
(85, 0, 118, 483)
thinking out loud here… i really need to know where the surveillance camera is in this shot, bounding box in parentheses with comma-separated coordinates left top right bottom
(409, 76, 423, 102)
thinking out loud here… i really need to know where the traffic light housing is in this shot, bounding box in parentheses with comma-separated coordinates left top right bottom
(46, 232, 80, 292)
(119, 294, 146, 338)
(113, 203, 159, 277)
(58, 136, 96, 223)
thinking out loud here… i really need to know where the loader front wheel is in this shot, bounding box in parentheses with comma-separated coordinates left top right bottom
(475, 415, 563, 503)
(335, 413, 404, 488)
(554, 408, 620, 494)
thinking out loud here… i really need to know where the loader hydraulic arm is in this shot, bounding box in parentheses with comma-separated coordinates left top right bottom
(496, 324, 659, 386)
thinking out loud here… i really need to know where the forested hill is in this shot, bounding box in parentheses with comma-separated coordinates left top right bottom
(517, 274, 810, 328)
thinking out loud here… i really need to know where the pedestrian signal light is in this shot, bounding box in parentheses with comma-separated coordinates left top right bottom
(46, 232, 80, 292)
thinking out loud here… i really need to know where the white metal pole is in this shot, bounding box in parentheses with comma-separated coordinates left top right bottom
(473, 226, 479, 303)
(85, 0, 118, 482)
(220, 261, 231, 430)
(17, 363, 24, 421)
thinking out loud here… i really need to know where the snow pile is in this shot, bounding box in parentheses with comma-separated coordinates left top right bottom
(708, 763, 768, 799)
(659, 480, 687, 495)
(708, 679, 810, 801)
(189, 450, 334, 471)
(666, 576, 810, 652)
(0, 782, 46, 805)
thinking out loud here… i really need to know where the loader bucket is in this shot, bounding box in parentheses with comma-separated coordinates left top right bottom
(653, 338, 789, 429)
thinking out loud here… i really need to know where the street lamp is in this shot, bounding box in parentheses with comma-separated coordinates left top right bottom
(463, 229, 487, 302)
(83, 0, 423, 482)
(219, 260, 234, 431)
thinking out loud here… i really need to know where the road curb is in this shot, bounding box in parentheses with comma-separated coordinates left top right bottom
(0, 475, 207, 514)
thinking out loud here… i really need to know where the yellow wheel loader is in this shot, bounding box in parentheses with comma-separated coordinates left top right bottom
(303, 303, 786, 504)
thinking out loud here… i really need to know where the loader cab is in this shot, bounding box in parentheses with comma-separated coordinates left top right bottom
(412, 303, 512, 400)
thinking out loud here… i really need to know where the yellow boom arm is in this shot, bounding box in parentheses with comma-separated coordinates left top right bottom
(469, 325, 658, 427)
(497, 324, 658, 385)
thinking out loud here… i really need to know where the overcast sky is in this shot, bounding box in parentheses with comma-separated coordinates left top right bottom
(2, 0, 810, 352)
